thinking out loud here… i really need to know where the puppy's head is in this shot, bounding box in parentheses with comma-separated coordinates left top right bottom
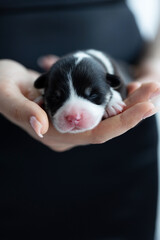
(34, 52, 121, 133)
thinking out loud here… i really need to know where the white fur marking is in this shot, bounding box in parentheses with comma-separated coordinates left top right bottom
(53, 95, 105, 133)
(67, 71, 77, 98)
(74, 52, 91, 65)
(86, 49, 114, 74)
(105, 88, 126, 117)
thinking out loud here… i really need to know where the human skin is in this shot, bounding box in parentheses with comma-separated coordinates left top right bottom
(0, 59, 159, 152)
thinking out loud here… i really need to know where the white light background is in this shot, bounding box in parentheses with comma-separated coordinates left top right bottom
(127, 1, 160, 239)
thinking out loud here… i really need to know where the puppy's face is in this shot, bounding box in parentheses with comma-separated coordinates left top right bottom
(34, 53, 121, 133)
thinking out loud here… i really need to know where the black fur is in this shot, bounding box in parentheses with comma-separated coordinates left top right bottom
(71, 58, 110, 105)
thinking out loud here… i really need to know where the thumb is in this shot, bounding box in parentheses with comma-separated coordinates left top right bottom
(0, 83, 49, 138)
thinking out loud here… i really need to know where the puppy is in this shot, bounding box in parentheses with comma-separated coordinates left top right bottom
(34, 49, 128, 133)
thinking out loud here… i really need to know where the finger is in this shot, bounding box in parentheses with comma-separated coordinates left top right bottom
(14, 69, 41, 101)
(28, 69, 40, 80)
(0, 83, 49, 138)
(125, 82, 160, 108)
(17, 76, 42, 101)
(44, 101, 156, 147)
(90, 102, 156, 144)
(37, 55, 59, 71)
(127, 81, 142, 95)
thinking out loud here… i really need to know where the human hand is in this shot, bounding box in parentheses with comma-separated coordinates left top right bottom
(32, 56, 159, 152)
(126, 59, 160, 107)
(1, 58, 159, 152)
(0, 59, 49, 139)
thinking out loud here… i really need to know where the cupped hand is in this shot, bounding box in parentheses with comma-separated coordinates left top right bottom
(0, 59, 49, 138)
(0, 58, 159, 152)
(34, 56, 160, 152)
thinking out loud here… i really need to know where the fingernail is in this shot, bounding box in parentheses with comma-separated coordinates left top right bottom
(30, 116, 43, 138)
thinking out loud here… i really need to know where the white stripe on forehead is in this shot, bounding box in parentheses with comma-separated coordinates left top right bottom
(67, 71, 76, 98)
(86, 49, 114, 74)
(74, 51, 91, 65)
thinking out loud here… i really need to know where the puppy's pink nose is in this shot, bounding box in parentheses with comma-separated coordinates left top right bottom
(66, 114, 81, 125)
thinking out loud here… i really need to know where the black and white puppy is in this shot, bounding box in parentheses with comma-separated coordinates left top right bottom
(34, 49, 127, 133)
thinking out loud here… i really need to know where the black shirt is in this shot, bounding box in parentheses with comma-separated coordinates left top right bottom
(0, 1, 158, 239)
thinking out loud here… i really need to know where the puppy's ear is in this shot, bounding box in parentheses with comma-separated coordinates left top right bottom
(106, 73, 121, 89)
(34, 72, 48, 89)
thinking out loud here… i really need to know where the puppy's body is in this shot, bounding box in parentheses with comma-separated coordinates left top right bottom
(34, 49, 128, 133)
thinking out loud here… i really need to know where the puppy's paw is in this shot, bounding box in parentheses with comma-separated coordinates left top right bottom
(104, 89, 126, 118)
(104, 99, 126, 118)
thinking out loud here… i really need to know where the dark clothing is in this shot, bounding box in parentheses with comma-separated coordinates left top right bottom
(0, 1, 158, 239)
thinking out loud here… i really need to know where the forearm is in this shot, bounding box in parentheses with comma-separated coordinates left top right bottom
(149, 26, 160, 59)
(133, 24, 160, 81)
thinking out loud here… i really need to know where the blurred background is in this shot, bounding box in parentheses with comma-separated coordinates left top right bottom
(127, 0, 160, 239)
(156, 115, 160, 240)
